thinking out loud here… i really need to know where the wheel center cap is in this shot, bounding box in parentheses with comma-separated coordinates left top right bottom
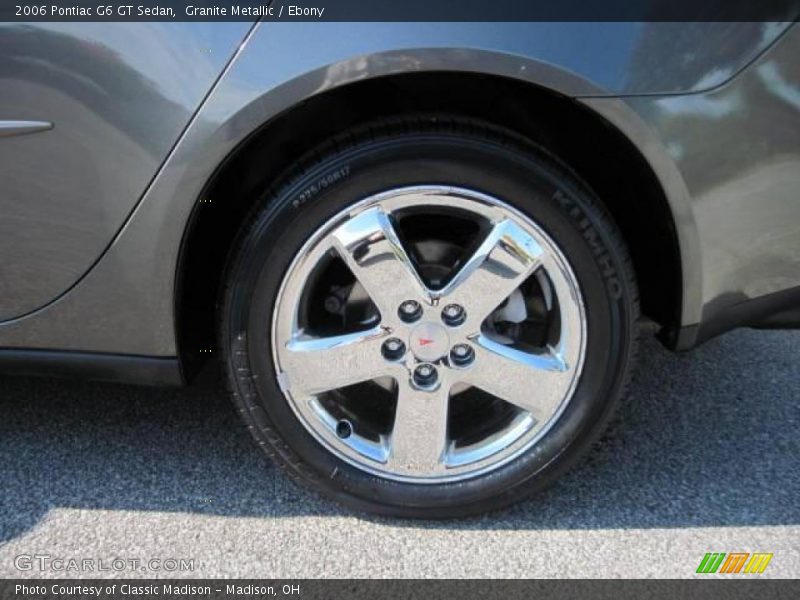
(409, 322, 449, 361)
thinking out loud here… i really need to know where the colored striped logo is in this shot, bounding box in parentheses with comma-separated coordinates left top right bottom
(696, 553, 773, 574)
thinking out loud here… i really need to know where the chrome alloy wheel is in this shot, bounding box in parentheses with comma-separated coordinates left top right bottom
(272, 186, 587, 483)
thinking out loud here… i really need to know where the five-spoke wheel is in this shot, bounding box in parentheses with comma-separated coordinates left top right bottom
(272, 188, 585, 481)
(221, 118, 637, 516)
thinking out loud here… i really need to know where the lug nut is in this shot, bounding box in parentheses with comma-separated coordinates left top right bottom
(381, 338, 406, 361)
(441, 303, 466, 327)
(336, 420, 353, 439)
(413, 363, 438, 388)
(398, 300, 423, 323)
(450, 343, 475, 367)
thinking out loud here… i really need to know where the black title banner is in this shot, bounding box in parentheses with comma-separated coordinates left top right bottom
(2, 0, 800, 22)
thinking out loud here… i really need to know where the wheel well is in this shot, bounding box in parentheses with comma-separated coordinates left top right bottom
(177, 72, 682, 382)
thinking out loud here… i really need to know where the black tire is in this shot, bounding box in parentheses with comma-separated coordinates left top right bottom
(220, 116, 639, 517)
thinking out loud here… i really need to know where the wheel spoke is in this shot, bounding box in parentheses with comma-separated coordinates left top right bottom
(439, 219, 543, 331)
(280, 328, 391, 398)
(331, 206, 429, 320)
(460, 335, 572, 420)
(386, 382, 451, 473)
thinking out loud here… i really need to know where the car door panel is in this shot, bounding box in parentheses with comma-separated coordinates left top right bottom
(0, 23, 252, 321)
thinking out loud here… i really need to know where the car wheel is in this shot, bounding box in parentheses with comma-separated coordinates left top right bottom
(220, 117, 639, 517)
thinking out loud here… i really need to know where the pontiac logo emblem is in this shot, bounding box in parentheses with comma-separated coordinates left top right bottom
(409, 323, 449, 361)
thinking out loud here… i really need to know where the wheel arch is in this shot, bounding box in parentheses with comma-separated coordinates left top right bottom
(176, 70, 689, 382)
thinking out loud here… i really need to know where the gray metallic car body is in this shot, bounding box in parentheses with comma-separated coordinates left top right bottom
(0, 21, 798, 384)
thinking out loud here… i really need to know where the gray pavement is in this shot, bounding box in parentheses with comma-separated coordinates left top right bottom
(0, 329, 798, 578)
